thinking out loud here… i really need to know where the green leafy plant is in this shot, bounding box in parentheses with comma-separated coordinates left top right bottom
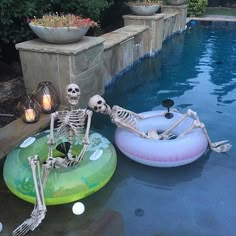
(187, 0, 208, 17)
(0, 0, 52, 44)
(0, 0, 112, 62)
(0, 0, 112, 44)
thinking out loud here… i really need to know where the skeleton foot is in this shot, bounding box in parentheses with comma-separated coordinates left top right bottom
(13, 219, 32, 236)
(12, 206, 46, 236)
(211, 140, 232, 153)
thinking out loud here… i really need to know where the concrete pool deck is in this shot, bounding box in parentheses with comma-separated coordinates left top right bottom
(189, 15, 236, 22)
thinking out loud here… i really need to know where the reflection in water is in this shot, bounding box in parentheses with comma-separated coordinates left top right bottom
(97, 21, 236, 236)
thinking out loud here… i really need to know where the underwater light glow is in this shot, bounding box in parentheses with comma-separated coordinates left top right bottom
(72, 202, 85, 215)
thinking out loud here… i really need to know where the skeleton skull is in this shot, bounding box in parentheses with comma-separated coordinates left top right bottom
(66, 83, 80, 106)
(88, 95, 110, 114)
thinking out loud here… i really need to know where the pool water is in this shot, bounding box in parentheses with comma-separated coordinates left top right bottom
(1, 21, 236, 235)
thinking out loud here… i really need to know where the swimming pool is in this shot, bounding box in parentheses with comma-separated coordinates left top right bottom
(91, 21, 236, 235)
(1, 21, 236, 235)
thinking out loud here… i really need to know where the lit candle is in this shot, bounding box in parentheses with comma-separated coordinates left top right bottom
(25, 109, 36, 122)
(42, 94, 52, 111)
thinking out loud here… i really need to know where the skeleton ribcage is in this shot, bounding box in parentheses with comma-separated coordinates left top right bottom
(56, 110, 86, 138)
(111, 107, 137, 128)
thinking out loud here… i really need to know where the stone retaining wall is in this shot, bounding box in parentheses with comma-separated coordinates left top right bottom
(101, 25, 150, 85)
(16, 5, 188, 108)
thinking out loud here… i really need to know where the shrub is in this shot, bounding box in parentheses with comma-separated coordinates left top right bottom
(187, 0, 208, 17)
(54, 0, 113, 22)
(0, 0, 112, 62)
(0, 0, 52, 44)
(0, 0, 112, 44)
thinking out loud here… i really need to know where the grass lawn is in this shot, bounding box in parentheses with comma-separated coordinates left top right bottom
(205, 7, 236, 16)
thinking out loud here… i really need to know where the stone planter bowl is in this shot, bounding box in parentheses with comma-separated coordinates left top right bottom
(167, 0, 186, 5)
(29, 23, 89, 44)
(129, 5, 160, 16)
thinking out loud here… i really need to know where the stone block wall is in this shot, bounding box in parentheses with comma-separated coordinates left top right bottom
(163, 13, 178, 41)
(16, 37, 106, 107)
(123, 14, 165, 54)
(124, 5, 188, 51)
(16, 6, 187, 107)
(101, 25, 149, 84)
(162, 4, 188, 33)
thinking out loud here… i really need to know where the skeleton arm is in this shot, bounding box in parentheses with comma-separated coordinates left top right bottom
(113, 117, 149, 138)
(83, 109, 93, 145)
(75, 109, 93, 162)
(48, 112, 58, 145)
(113, 105, 144, 119)
(47, 112, 58, 157)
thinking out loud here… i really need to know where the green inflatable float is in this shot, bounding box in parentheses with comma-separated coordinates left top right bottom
(3, 130, 117, 205)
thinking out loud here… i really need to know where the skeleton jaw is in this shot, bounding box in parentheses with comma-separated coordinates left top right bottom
(101, 104, 112, 115)
(67, 96, 79, 106)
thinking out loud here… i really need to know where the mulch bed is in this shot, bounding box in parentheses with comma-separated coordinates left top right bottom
(0, 102, 21, 128)
(0, 60, 24, 128)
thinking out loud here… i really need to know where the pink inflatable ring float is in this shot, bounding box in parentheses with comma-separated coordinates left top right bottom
(115, 110, 208, 167)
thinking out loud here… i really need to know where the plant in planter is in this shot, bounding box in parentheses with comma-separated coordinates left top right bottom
(126, 0, 162, 16)
(28, 14, 97, 44)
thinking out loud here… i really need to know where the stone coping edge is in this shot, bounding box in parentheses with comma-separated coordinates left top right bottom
(164, 13, 178, 19)
(101, 25, 149, 50)
(123, 13, 165, 20)
(15, 36, 105, 55)
(189, 16, 236, 22)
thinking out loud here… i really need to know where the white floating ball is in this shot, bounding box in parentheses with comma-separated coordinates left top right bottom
(0, 222, 3, 232)
(72, 202, 85, 215)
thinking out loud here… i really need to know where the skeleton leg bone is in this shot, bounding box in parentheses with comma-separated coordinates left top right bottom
(13, 155, 48, 236)
(160, 109, 231, 152)
(113, 117, 149, 138)
(177, 120, 232, 152)
(158, 110, 191, 140)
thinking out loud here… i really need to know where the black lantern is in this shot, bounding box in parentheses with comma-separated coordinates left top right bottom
(19, 95, 41, 123)
(35, 81, 60, 114)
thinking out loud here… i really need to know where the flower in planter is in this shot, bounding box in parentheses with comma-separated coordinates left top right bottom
(28, 13, 97, 28)
(126, 0, 162, 15)
(28, 13, 98, 44)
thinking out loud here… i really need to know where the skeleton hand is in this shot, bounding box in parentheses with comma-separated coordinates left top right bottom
(140, 132, 150, 139)
(210, 140, 232, 153)
(146, 130, 175, 140)
(159, 132, 176, 140)
(83, 138, 90, 145)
